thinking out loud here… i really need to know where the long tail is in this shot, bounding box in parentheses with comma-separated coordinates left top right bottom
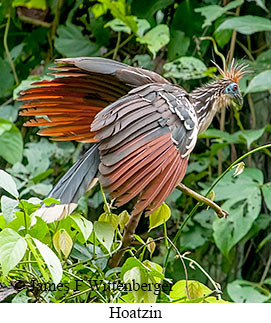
(32, 144, 100, 223)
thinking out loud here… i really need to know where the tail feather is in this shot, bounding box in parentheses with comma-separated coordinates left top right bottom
(32, 143, 100, 224)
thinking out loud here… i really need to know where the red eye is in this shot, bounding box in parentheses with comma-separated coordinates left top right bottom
(233, 84, 238, 91)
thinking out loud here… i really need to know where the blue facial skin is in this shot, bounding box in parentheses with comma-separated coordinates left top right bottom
(225, 82, 243, 105)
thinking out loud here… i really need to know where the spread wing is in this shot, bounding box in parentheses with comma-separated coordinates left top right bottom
(18, 57, 170, 142)
(91, 83, 199, 215)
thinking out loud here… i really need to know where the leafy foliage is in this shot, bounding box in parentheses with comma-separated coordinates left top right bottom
(0, 0, 271, 304)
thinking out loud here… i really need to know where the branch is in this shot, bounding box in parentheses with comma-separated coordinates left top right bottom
(4, 13, 19, 85)
(176, 184, 228, 218)
(109, 211, 142, 268)
(228, 6, 241, 64)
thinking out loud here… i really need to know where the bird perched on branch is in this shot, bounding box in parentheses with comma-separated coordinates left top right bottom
(19, 57, 247, 223)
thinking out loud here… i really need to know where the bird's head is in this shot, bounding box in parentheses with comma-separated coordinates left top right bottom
(224, 81, 243, 106)
(212, 59, 249, 108)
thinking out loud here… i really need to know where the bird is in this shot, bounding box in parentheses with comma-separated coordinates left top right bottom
(19, 57, 247, 223)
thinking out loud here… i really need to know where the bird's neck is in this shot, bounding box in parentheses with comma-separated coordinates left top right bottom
(190, 80, 230, 134)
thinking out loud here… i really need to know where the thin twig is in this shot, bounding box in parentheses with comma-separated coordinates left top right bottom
(199, 36, 226, 71)
(176, 183, 228, 218)
(182, 255, 222, 298)
(4, 13, 19, 85)
(113, 32, 121, 60)
(260, 253, 271, 284)
(103, 34, 134, 58)
(218, 107, 226, 175)
(228, 6, 241, 64)
(109, 211, 143, 267)
(236, 39, 255, 61)
(247, 93, 256, 129)
(167, 237, 191, 300)
(0, 97, 13, 108)
(18, 15, 51, 28)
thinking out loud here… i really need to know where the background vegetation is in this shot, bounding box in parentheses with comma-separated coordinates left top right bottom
(0, 0, 271, 303)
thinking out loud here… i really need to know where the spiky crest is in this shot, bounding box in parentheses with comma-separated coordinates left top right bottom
(211, 59, 249, 84)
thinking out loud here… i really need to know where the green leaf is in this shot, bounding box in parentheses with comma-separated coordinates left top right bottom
(98, 212, 119, 230)
(213, 168, 263, 201)
(136, 25, 169, 58)
(262, 183, 271, 211)
(149, 203, 171, 231)
(180, 225, 209, 250)
(29, 217, 48, 241)
(31, 168, 54, 184)
(131, 0, 174, 19)
(70, 214, 93, 243)
(94, 221, 114, 253)
(0, 170, 19, 198)
(119, 210, 130, 232)
(0, 119, 23, 164)
(70, 243, 108, 270)
(105, 18, 131, 33)
(123, 267, 148, 302)
(146, 237, 156, 257)
(253, 0, 268, 12)
(246, 70, 271, 94)
(214, 27, 232, 49)
(143, 259, 165, 281)
(170, 280, 212, 302)
(29, 183, 52, 196)
(121, 257, 146, 279)
(19, 199, 40, 216)
(213, 168, 262, 257)
(195, 0, 243, 27)
(0, 58, 14, 98)
(170, 0, 203, 38)
(55, 22, 100, 57)
(12, 289, 31, 303)
(164, 57, 207, 80)
(136, 19, 151, 37)
(238, 128, 265, 148)
(217, 15, 271, 35)
(91, 3, 108, 18)
(0, 228, 27, 275)
(199, 128, 240, 143)
(0, 196, 18, 223)
(0, 104, 19, 122)
(70, 242, 92, 261)
(227, 280, 270, 303)
(122, 260, 164, 303)
(5, 211, 30, 232)
(134, 234, 145, 245)
(99, 0, 138, 34)
(53, 229, 73, 258)
(10, 43, 24, 62)
(43, 197, 60, 206)
(33, 238, 62, 285)
(12, 0, 47, 10)
(167, 30, 190, 61)
(23, 139, 55, 177)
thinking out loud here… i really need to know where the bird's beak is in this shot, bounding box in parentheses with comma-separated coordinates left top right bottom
(233, 92, 243, 106)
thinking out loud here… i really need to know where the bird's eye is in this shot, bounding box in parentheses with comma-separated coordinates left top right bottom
(233, 84, 238, 91)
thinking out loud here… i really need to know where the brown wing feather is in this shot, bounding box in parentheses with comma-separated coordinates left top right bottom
(19, 57, 171, 143)
(95, 83, 196, 215)
(19, 65, 130, 142)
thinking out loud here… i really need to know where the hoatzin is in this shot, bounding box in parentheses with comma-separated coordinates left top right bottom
(19, 57, 247, 223)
